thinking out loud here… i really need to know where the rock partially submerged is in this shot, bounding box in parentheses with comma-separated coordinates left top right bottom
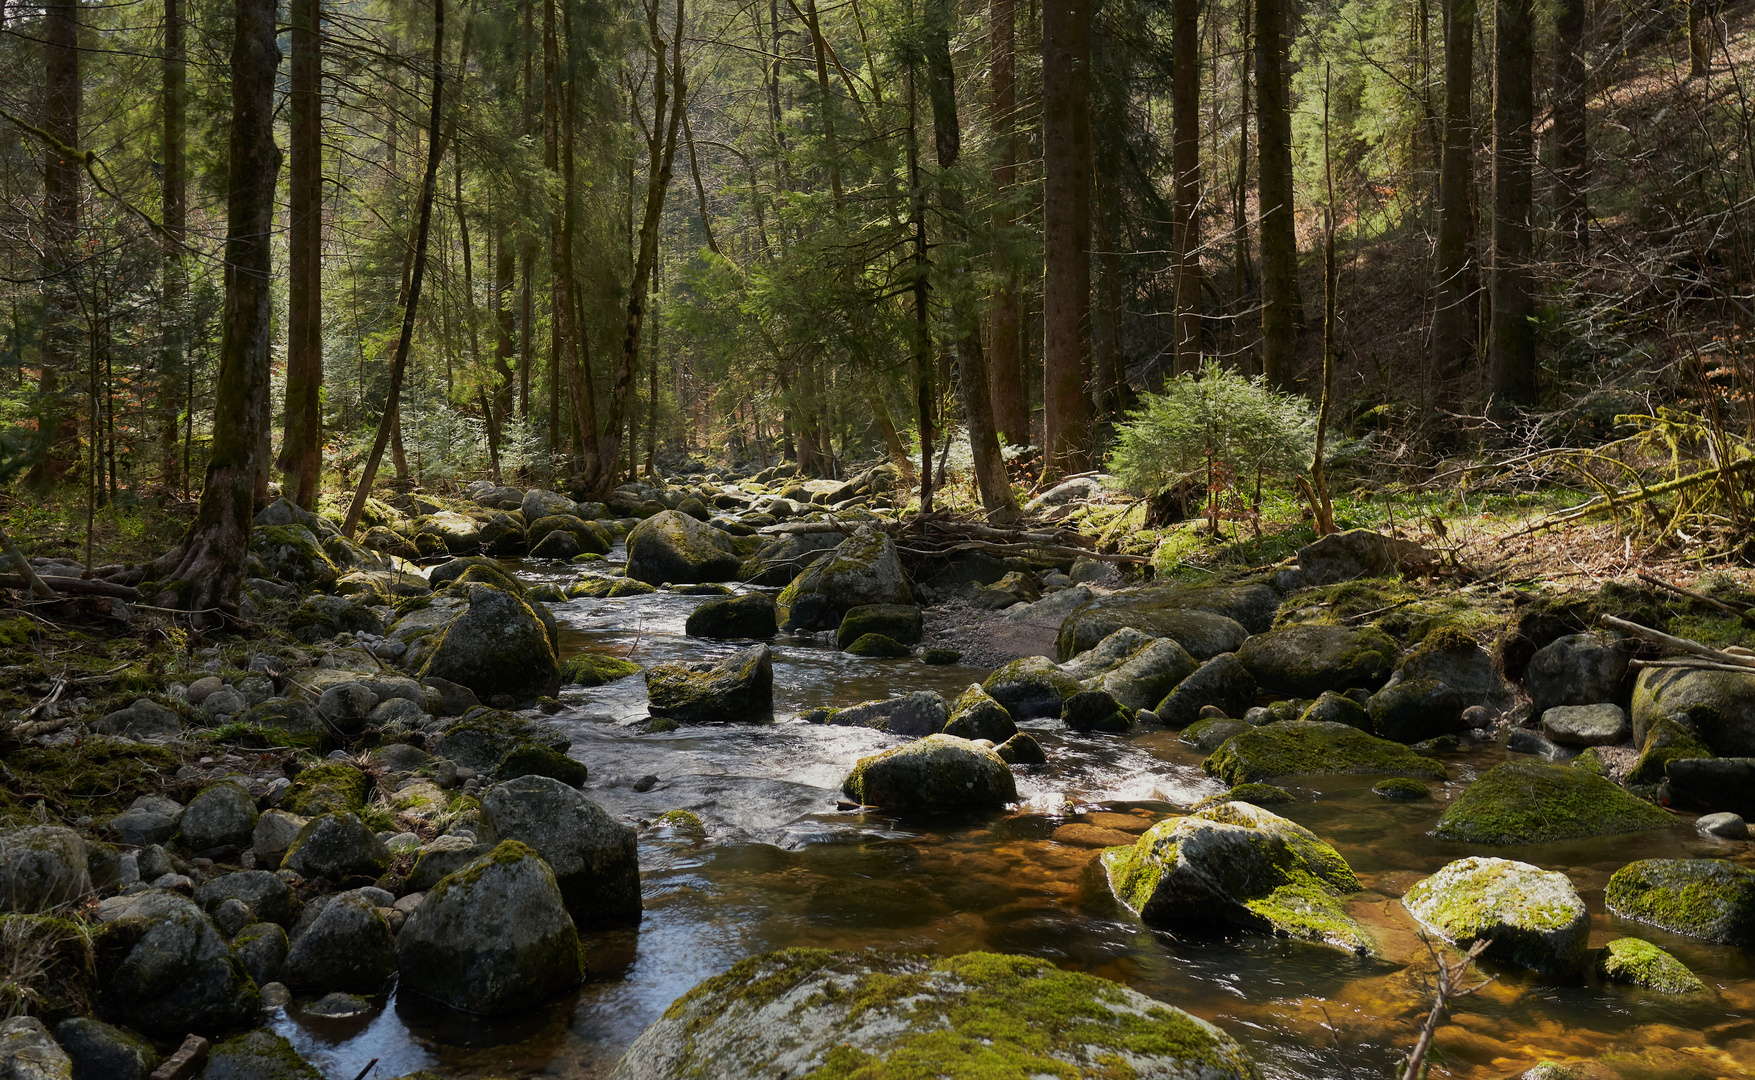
(1403, 857, 1590, 976)
(1594, 937, 1706, 994)
(625, 510, 742, 584)
(1203, 721, 1446, 785)
(645, 644, 774, 724)
(1605, 858, 1755, 945)
(841, 734, 1017, 809)
(1434, 762, 1673, 845)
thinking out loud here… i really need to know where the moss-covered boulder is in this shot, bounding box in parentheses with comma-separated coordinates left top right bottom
(1155, 653, 1257, 729)
(1373, 777, 1430, 801)
(92, 890, 261, 1036)
(1300, 690, 1370, 730)
(844, 633, 911, 657)
(737, 531, 844, 587)
(1203, 721, 1446, 785)
(53, 1016, 160, 1080)
(496, 743, 588, 787)
(841, 734, 1017, 808)
(604, 948, 1260, 1080)
(1056, 583, 1281, 663)
(281, 812, 391, 882)
(429, 556, 524, 595)
(775, 527, 913, 629)
(834, 604, 923, 649)
(528, 514, 612, 557)
(1627, 715, 1713, 785)
(1237, 625, 1399, 698)
(1060, 627, 1158, 680)
(521, 488, 578, 524)
(416, 510, 490, 555)
(1295, 528, 1430, 586)
(478, 776, 640, 926)
(394, 582, 561, 703)
(1402, 857, 1589, 976)
(0, 826, 92, 914)
(645, 644, 774, 724)
(625, 510, 741, 585)
(178, 782, 259, 852)
(818, 692, 949, 737)
(1367, 676, 1466, 743)
(684, 592, 777, 640)
(1102, 801, 1371, 954)
(251, 524, 339, 589)
(1062, 688, 1133, 734)
(1593, 937, 1706, 994)
(562, 652, 641, 687)
(1631, 665, 1755, 756)
(1092, 638, 1199, 713)
(1434, 762, 1674, 845)
(1180, 718, 1250, 753)
(280, 763, 368, 817)
(1391, 626, 1509, 707)
(282, 889, 398, 993)
(942, 684, 1018, 743)
(202, 1029, 322, 1080)
(982, 656, 1081, 720)
(1605, 858, 1755, 945)
(396, 840, 585, 1014)
(431, 710, 570, 773)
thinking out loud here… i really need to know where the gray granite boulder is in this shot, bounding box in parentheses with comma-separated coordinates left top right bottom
(478, 776, 641, 927)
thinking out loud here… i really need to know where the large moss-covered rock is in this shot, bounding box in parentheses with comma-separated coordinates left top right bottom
(1627, 715, 1713, 785)
(1237, 625, 1399, 698)
(1093, 638, 1199, 712)
(1295, 528, 1429, 585)
(562, 653, 642, 687)
(280, 763, 368, 817)
(396, 840, 585, 1014)
(53, 1017, 159, 1080)
(430, 710, 570, 772)
(774, 528, 913, 629)
(392, 582, 561, 703)
(281, 812, 391, 882)
(1434, 762, 1674, 845)
(818, 691, 948, 737)
(626, 510, 741, 584)
(521, 488, 579, 524)
(1402, 857, 1590, 976)
(603, 948, 1261, 1080)
(1155, 653, 1256, 729)
(177, 782, 259, 853)
(1056, 584, 1280, 661)
(92, 890, 261, 1035)
(479, 776, 641, 926)
(1631, 666, 1755, 756)
(282, 890, 398, 993)
(841, 734, 1017, 809)
(645, 644, 773, 724)
(1593, 937, 1706, 994)
(528, 514, 611, 556)
(1203, 721, 1446, 785)
(1101, 801, 1370, 953)
(1060, 627, 1158, 681)
(0, 826, 92, 914)
(251, 524, 339, 589)
(203, 1029, 322, 1080)
(1605, 858, 1755, 945)
(429, 556, 524, 595)
(941, 684, 1018, 743)
(737, 531, 844, 587)
(1366, 677, 1465, 743)
(1391, 626, 1509, 707)
(982, 657, 1081, 720)
(684, 593, 777, 640)
(834, 604, 923, 649)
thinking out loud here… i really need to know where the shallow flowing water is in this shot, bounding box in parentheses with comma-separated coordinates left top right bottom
(271, 553, 1755, 1079)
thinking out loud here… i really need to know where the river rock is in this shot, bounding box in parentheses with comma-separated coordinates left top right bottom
(1666, 757, 1755, 815)
(684, 593, 777, 640)
(1060, 627, 1158, 680)
(203, 1029, 322, 1080)
(282, 890, 398, 993)
(1154, 653, 1256, 729)
(996, 732, 1048, 765)
(645, 644, 774, 724)
(1180, 718, 1250, 753)
(429, 556, 525, 594)
(1434, 762, 1673, 844)
(106, 795, 183, 848)
(774, 528, 912, 630)
(841, 734, 1017, 808)
(396, 840, 586, 1013)
(1402, 857, 1590, 976)
(250, 524, 339, 589)
(528, 514, 612, 557)
(1593, 937, 1706, 994)
(625, 510, 741, 584)
(232, 923, 288, 986)
(1541, 703, 1630, 747)
(194, 870, 292, 927)
(251, 811, 307, 871)
(281, 763, 368, 816)
(982, 656, 1080, 720)
(1390, 628, 1510, 708)
(1299, 691, 1370, 730)
(1606, 858, 1755, 945)
(1631, 666, 1755, 756)
(834, 604, 923, 649)
(521, 488, 578, 524)
(1627, 714, 1713, 785)
(1366, 677, 1466, 743)
(495, 744, 587, 787)
(52, 1017, 159, 1080)
(603, 949, 1260, 1080)
(0, 1017, 70, 1080)
(1295, 528, 1431, 585)
(478, 776, 641, 926)
(820, 691, 948, 737)
(396, 582, 562, 703)
(178, 782, 259, 853)
(281, 812, 391, 882)
(1102, 801, 1371, 953)
(288, 594, 385, 644)
(1527, 633, 1628, 715)
(941, 685, 1017, 743)
(315, 683, 378, 735)
(93, 890, 261, 1035)
(431, 710, 570, 772)
(1056, 583, 1280, 660)
(1063, 688, 1133, 734)
(92, 698, 181, 740)
(1092, 637, 1198, 712)
(238, 699, 326, 746)
(1203, 721, 1447, 785)
(737, 531, 843, 587)
(1237, 625, 1399, 698)
(0, 826, 91, 914)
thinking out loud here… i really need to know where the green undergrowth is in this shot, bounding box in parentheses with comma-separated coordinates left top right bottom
(0, 738, 182, 823)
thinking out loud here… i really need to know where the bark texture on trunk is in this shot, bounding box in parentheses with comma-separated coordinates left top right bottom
(1489, 0, 1536, 416)
(30, 0, 81, 488)
(160, 0, 187, 493)
(1434, 0, 1477, 392)
(281, 0, 323, 508)
(1171, 0, 1202, 375)
(1041, 0, 1094, 479)
(987, 0, 1028, 446)
(1551, 0, 1587, 251)
(1255, 0, 1299, 390)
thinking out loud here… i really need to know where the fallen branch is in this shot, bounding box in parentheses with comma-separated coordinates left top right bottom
(0, 574, 142, 601)
(1400, 937, 1493, 1080)
(1637, 572, 1755, 626)
(1601, 614, 1755, 670)
(1526, 458, 1755, 533)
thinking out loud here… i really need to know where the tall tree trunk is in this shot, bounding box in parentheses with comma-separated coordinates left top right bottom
(1689, 0, 1710, 78)
(907, 67, 935, 511)
(281, 0, 323, 508)
(1489, 0, 1536, 417)
(987, 0, 1028, 445)
(156, 0, 281, 620)
(1171, 0, 1202, 374)
(1552, 0, 1587, 250)
(1233, 0, 1253, 359)
(159, 0, 186, 493)
(342, 0, 447, 536)
(1255, 0, 1299, 390)
(519, 0, 535, 419)
(1434, 0, 1478, 394)
(1041, 0, 1094, 479)
(543, 0, 563, 456)
(29, 0, 81, 488)
(494, 226, 517, 423)
(561, 0, 598, 472)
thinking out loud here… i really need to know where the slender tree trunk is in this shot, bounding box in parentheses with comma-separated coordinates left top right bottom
(543, 0, 563, 456)
(156, 0, 281, 620)
(1689, 0, 1710, 78)
(1255, 0, 1299, 390)
(342, 0, 447, 536)
(29, 0, 81, 488)
(1434, 0, 1478, 393)
(560, 0, 598, 474)
(520, 0, 535, 419)
(1172, 0, 1202, 374)
(1552, 0, 1587, 251)
(987, 0, 1028, 445)
(494, 227, 517, 423)
(159, 0, 186, 493)
(1233, 0, 1253, 359)
(906, 67, 935, 511)
(281, 0, 323, 508)
(1041, 0, 1094, 479)
(1489, 0, 1536, 417)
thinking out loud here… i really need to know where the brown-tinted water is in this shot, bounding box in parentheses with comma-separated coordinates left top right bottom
(272, 557, 1755, 1079)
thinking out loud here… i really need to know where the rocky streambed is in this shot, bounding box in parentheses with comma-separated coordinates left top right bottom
(1, 469, 1753, 1079)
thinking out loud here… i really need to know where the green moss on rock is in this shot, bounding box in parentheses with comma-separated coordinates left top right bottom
(1193, 783, 1294, 810)
(1434, 761, 1673, 845)
(281, 763, 368, 817)
(1605, 858, 1755, 945)
(844, 633, 912, 658)
(1372, 777, 1430, 801)
(562, 653, 641, 687)
(1594, 937, 1706, 994)
(1627, 715, 1713, 786)
(1203, 721, 1446, 785)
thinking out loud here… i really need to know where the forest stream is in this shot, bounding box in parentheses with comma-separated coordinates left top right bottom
(262, 546, 1755, 1080)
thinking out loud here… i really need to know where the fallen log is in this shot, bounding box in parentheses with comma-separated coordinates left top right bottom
(0, 574, 142, 601)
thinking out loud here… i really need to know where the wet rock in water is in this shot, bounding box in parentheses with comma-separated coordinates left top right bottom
(1056, 583, 1279, 660)
(282, 889, 397, 993)
(478, 775, 641, 926)
(941, 685, 1017, 743)
(1154, 653, 1257, 730)
(429, 556, 526, 594)
(194, 870, 292, 927)
(396, 840, 585, 1014)
(1179, 718, 1249, 753)
(178, 781, 258, 853)
(496, 743, 588, 787)
(232, 922, 288, 986)
(1593, 937, 1706, 994)
(844, 633, 912, 657)
(1194, 783, 1294, 809)
(1626, 715, 1712, 785)
(1402, 856, 1590, 976)
(106, 795, 183, 848)
(93, 890, 261, 1035)
(834, 604, 923, 649)
(1295, 528, 1431, 586)
(819, 691, 949, 738)
(282, 812, 392, 882)
(203, 1029, 322, 1080)
(562, 653, 641, 687)
(53, 1017, 159, 1080)
(1091, 638, 1199, 713)
(281, 763, 368, 817)
(1102, 800, 1371, 954)
(528, 514, 612, 557)
(1367, 677, 1466, 744)
(1631, 665, 1755, 757)
(1526, 632, 1628, 717)
(1063, 689, 1133, 734)
(645, 644, 774, 724)
(603, 948, 1260, 1080)
(995, 732, 1047, 766)
(395, 582, 562, 703)
(1237, 624, 1399, 699)
(737, 531, 843, 587)
(684, 592, 777, 640)
(1696, 810, 1749, 839)
(1203, 721, 1447, 785)
(982, 657, 1080, 720)
(92, 698, 182, 740)
(1434, 762, 1673, 845)
(841, 734, 1018, 809)
(1541, 703, 1630, 747)
(0, 1016, 70, 1080)
(1606, 858, 1755, 945)
(1299, 691, 1370, 730)
(774, 528, 913, 628)
(625, 510, 741, 585)
(1060, 627, 1158, 681)
(1663, 756, 1755, 816)
(0, 826, 92, 914)
(920, 647, 961, 665)
(1372, 777, 1429, 801)
(251, 811, 307, 871)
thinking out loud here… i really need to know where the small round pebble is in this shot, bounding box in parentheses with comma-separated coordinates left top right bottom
(1372, 777, 1430, 801)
